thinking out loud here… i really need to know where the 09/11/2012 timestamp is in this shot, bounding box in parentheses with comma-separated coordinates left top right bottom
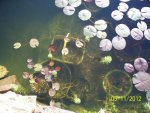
(109, 96, 142, 102)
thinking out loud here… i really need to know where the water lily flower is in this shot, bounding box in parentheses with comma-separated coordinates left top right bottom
(115, 24, 130, 37)
(48, 44, 57, 53)
(45, 75, 52, 82)
(95, 0, 110, 8)
(112, 36, 126, 50)
(55, 0, 68, 8)
(49, 88, 56, 97)
(78, 9, 92, 21)
(137, 21, 147, 31)
(98, 108, 105, 113)
(22, 72, 30, 79)
(27, 59, 34, 69)
(13, 42, 21, 49)
(52, 70, 57, 76)
(134, 57, 148, 71)
(74, 97, 81, 104)
(127, 8, 141, 21)
(111, 10, 124, 21)
(141, 7, 150, 19)
(41, 67, 50, 75)
(34, 63, 42, 71)
(68, 0, 82, 7)
(55, 66, 61, 71)
(75, 39, 84, 48)
(29, 78, 35, 84)
(124, 63, 134, 73)
(117, 2, 129, 12)
(131, 28, 143, 40)
(52, 82, 60, 90)
(83, 25, 97, 38)
(49, 61, 55, 67)
(29, 38, 39, 48)
(99, 39, 112, 51)
(94, 20, 107, 31)
(61, 48, 69, 55)
(48, 53, 53, 59)
(27, 59, 32, 63)
(63, 6, 75, 16)
(144, 29, 150, 40)
(97, 31, 107, 39)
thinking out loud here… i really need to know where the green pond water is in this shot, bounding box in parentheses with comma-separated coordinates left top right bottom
(0, 0, 150, 113)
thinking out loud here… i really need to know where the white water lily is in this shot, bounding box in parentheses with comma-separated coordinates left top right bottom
(94, 20, 107, 31)
(144, 29, 150, 40)
(99, 39, 112, 51)
(68, 0, 82, 7)
(29, 38, 39, 48)
(127, 8, 141, 21)
(52, 82, 60, 91)
(61, 48, 69, 55)
(95, 0, 110, 8)
(97, 31, 107, 39)
(55, 0, 68, 8)
(131, 28, 143, 40)
(118, 2, 129, 12)
(98, 108, 105, 113)
(13, 42, 21, 49)
(115, 24, 130, 37)
(111, 10, 124, 21)
(78, 9, 91, 21)
(83, 25, 97, 38)
(75, 39, 84, 48)
(112, 36, 126, 50)
(137, 21, 147, 31)
(141, 7, 150, 19)
(34, 64, 42, 71)
(63, 6, 75, 15)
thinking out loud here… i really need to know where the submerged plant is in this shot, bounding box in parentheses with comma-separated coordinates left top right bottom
(99, 56, 112, 64)
(0, 65, 9, 78)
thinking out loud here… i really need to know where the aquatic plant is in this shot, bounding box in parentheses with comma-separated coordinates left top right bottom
(13, 42, 21, 49)
(29, 38, 39, 48)
(0, 65, 9, 78)
(99, 56, 112, 64)
(11, 84, 29, 95)
(132, 71, 150, 91)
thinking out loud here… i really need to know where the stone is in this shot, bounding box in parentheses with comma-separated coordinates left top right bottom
(0, 75, 19, 92)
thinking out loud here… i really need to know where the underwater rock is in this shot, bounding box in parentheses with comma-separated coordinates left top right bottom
(0, 75, 18, 92)
(0, 65, 9, 79)
(0, 91, 37, 113)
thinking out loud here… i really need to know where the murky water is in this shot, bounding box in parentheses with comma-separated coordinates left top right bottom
(0, 0, 150, 112)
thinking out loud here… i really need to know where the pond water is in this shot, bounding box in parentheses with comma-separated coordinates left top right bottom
(0, 0, 150, 113)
